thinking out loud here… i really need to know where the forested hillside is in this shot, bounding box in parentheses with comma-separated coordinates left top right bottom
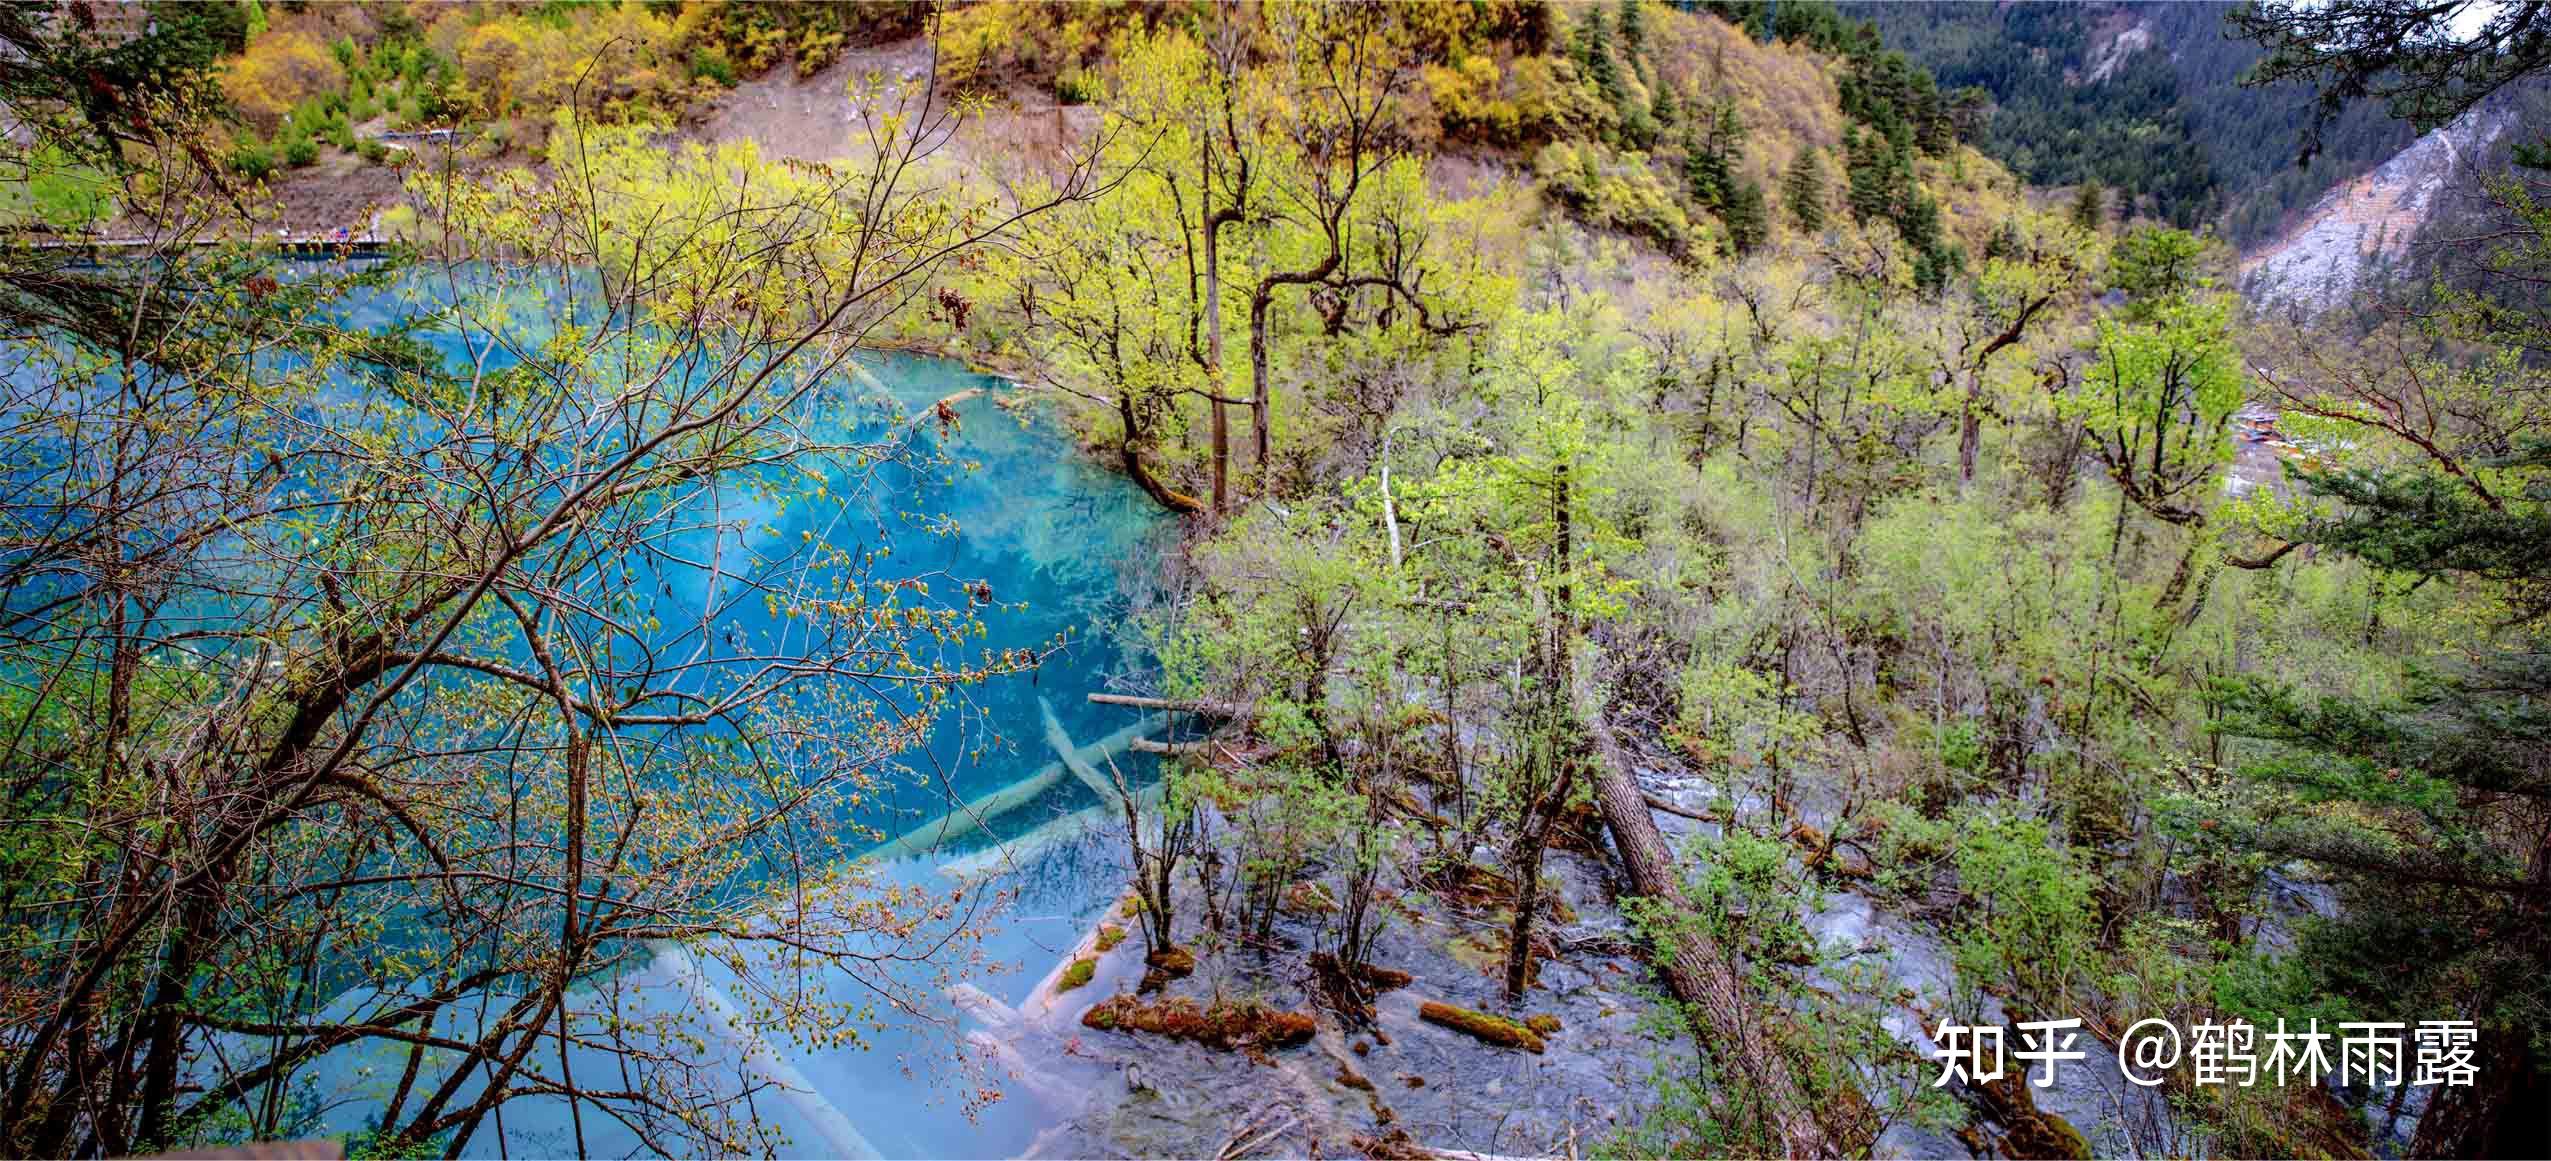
(2, 2, 2547, 1159)
(1843, 0, 2417, 246)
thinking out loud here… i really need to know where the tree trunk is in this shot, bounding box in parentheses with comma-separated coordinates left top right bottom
(1202, 134, 1229, 513)
(1118, 393, 1203, 514)
(1572, 671, 1844, 1156)
(2411, 1028, 2549, 1158)
(1504, 825, 1546, 1000)
(1249, 292, 1274, 483)
(1958, 389, 1982, 485)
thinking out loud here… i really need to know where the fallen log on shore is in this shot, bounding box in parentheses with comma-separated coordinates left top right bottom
(1572, 668, 1842, 1156)
(1086, 692, 1249, 716)
(1130, 738, 1224, 757)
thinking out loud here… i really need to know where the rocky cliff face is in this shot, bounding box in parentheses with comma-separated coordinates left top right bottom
(2238, 104, 2514, 315)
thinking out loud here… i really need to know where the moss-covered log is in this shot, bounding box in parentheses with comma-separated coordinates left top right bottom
(1416, 1001, 1545, 1053)
(1079, 996, 1315, 1050)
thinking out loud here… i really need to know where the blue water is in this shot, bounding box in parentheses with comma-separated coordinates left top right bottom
(49, 264, 1179, 1158)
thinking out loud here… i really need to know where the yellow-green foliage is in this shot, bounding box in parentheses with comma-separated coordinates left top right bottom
(1536, 139, 1709, 258)
(933, 1, 1157, 98)
(425, 2, 691, 123)
(1057, 957, 1096, 992)
(1640, 8, 1845, 187)
(1094, 924, 1126, 952)
(222, 29, 344, 131)
(1426, 52, 1603, 146)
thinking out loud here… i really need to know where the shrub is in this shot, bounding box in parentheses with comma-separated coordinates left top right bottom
(795, 29, 844, 77)
(282, 134, 320, 168)
(1055, 67, 1099, 105)
(230, 137, 277, 178)
(688, 47, 736, 86)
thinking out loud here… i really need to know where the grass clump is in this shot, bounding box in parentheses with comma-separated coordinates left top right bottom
(1057, 957, 1096, 992)
(1094, 924, 1126, 952)
(1417, 1001, 1546, 1053)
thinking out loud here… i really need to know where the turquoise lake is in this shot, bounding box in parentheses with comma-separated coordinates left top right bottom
(283, 273, 1181, 1158)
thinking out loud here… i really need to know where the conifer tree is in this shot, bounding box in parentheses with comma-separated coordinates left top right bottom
(1578, 9, 1629, 116)
(1843, 126, 1890, 223)
(1724, 176, 1769, 253)
(2071, 180, 2106, 232)
(1686, 100, 1744, 212)
(1783, 147, 1827, 233)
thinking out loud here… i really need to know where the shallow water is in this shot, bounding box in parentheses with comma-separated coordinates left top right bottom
(159, 267, 1181, 1157)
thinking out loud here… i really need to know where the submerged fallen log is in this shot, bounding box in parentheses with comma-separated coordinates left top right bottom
(1080, 995, 1315, 1050)
(1573, 669, 1844, 1156)
(1041, 695, 1121, 803)
(643, 943, 883, 1161)
(1642, 792, 1720, 822)
(866, 712, 1166, 863)
(933, 781, 1161, 884)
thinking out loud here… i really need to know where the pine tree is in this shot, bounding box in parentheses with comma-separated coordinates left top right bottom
(1782, 148, 1826, 233)
(2071, 180, 2106, 232)
(2216, 442, 2551, 1158)
(1843, 127, 1888, 223)
(1713, 99, 1746, 157)
(1685, 131, 1730, 211)
(1723, 176, 1769, 253)
(1618, 0, 1646, 58)
(1651, 83, 1679, 134)
(1686, 100, 1745, 212)
(1578, 9, 1629, 116)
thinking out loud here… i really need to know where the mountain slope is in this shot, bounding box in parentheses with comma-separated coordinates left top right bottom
(1844, 0, 2413, 244)
(2239, 100, 2518, 314)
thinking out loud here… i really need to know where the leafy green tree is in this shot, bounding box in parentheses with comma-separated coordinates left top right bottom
(2077, 229, 2243, 566)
